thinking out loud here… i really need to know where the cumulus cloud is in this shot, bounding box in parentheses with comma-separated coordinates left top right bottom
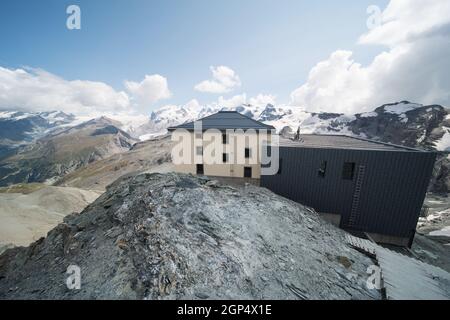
(248, 94, 277, 107)
(194, 66, 241, 94)
(124, 74, 171, 113)
(214, 93, 275, 109)
(217, 94, 248, 109)
(0, 67, 130, 115)
(0, 67, 172, 116)
(290, 0, 450, 114)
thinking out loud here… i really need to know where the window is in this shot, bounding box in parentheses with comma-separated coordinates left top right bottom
(244, 167, 252, 178)
(222, 153, 228, 163)
(196, 146, 203, 156)
(261, 141, 271, 158)
(245, 148, 251, 158)
(222, 133, 228, 144)
(195, 132, 202, 139)
(318, 161, 327, 178)
(342, 162, 355, 180)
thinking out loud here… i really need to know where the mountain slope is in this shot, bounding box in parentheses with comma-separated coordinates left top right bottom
(350, 102, 450, 151)
(0, 111, 77, 159)
(0, 184, 101, 251)
(0, 117, 138, 187)
(56, 135, 173, 191)
(348, 102, 450, 194)
(0, 173, 380, 300)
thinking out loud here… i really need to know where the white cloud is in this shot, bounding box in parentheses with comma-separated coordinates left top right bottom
(291, 0, 450, 114)
(212, 93, 275, 109)
(248, 94, 277, 107)
(0, 67, 172, 116)
(0, 67, 130, 115)
(194, 66, 241, 94)
(359, 0, 450, 47)
(124, 74, 171, 113)
(217, 94, 247, 109)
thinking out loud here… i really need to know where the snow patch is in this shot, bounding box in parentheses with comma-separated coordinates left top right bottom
(430, 226, 450, 238)
(434, 128, 450, 151)
(0, 111, 17, 119)
(359, 112, 377, 118)
(139, 132, 167, 141)
(384, 102, 422, 115)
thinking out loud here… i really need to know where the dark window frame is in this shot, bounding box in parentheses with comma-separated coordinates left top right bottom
(222, 133, 228, 144)
(342, 162, 356, 180)
(245, 148, 251, 159)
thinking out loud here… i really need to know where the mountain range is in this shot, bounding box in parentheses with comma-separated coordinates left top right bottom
(0, 117, 137, 186)
(0, 101, 449, 191)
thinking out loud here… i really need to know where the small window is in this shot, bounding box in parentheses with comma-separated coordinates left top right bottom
(264, 143, 271, 157)
(318, 161, 327, 178)
(196, 146, 203, 156)
(245, 148, 251, 158)
(222, 133, 228, 144)
(342, 162, 355, 180)
(195, 132, 202, 139)
(222, 153, 228, 163)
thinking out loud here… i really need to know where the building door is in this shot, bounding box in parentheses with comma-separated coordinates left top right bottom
(244, 167, 252, 178)
(196, 164, 204, 175)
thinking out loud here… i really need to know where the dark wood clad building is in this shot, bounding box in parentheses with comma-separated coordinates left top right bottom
(261, 134, 437, 247)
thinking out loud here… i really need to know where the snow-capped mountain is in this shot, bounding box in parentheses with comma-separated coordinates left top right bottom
(133, 101, 450, 152)
(350, 102, 450, 151)
(0, 116, 138, 187)
(0, 110, 78, 159)
(0, 110, 76, 142)
(132, 103, 353, 139)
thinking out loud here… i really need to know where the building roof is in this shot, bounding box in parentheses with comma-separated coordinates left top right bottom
(279, 134, 424, 152)
(167, 111, 275, 131)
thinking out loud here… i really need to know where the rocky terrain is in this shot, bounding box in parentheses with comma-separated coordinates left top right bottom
(0, 117, 138, 187)
(0, 173, 380, 300)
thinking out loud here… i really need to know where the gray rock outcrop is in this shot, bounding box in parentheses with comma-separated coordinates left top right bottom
(0, 173, 380, 300)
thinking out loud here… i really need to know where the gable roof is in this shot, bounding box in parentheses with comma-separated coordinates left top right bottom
(167, 111, 275, 131)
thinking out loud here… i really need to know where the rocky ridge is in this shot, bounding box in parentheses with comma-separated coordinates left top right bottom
(0, 173, 380, 300)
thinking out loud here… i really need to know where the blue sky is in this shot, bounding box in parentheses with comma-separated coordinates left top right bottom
(1, 0, 448, 116)
(0, 0, 388, 107)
